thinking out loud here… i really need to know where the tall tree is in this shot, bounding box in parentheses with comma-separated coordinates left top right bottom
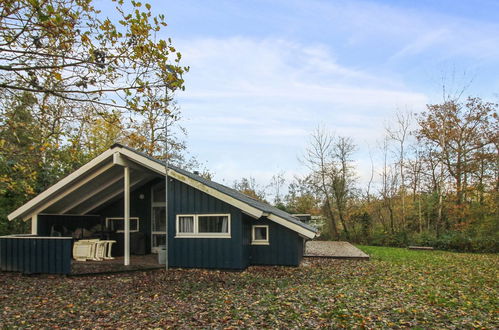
(285, 177, 320, 215)
(303, 127, 339, 239)
(386, 111, 411, 229)
(417, 97, 498, 223)
(379, 137, 398, 234)
(233, 177, 267, 202)
(268, 171, 286, 209)
(330, 136, 357, 239)
(0, 0, 186, 113)
(0, 93, 42, 234)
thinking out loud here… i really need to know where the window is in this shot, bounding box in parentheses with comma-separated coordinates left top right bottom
(198, 215, 229, 233)
(178, 216, 194, 233)
(152, 207, 166, 232)
(176, 214, 231, 238)
(252, 225, 269, 245)
(106, 217, 140, 233)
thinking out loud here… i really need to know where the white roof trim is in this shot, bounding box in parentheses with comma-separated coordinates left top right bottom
(267, 214, 316, 239)
(8, 149, 115, 221)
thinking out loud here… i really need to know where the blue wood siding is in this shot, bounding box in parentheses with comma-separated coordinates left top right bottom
(243, 215, 305, 266)
(83, 177, 305, 269)
(168, 178, 245, 269)
(0, 236, 72, 274)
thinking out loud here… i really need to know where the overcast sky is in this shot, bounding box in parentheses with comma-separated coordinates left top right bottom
(103, 0, 499, 191)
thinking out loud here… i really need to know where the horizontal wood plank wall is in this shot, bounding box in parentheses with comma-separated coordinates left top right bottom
(0, 236, 72, 275)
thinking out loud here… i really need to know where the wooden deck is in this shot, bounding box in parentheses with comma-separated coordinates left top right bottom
(71, 254, 163, 275)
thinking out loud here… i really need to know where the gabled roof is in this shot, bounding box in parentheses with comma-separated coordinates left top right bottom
(8, 144, 318, 239)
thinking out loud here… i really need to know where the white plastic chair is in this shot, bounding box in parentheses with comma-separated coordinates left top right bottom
(73, 239, 99, 261)
(103, 240, 116, 260)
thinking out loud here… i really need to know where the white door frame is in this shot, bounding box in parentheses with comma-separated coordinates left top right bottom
(151, 182, 167, 253)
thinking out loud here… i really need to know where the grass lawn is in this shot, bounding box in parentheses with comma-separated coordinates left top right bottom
(0, 246, 497, 328)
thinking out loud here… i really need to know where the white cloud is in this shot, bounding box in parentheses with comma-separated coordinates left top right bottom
(173, 36, 429, 189)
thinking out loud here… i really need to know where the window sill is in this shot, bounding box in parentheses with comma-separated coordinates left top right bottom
(251, 241, 269, 245)
(175, 234, 231, 239)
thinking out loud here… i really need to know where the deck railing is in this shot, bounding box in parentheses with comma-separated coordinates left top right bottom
(0, 235, 73, 275)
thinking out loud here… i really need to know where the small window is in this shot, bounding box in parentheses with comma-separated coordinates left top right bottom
(106, 217, 140, 233)
(252, 225, 269, 245)
(178, 216, 194, 233)
(175, 214, 231, 238)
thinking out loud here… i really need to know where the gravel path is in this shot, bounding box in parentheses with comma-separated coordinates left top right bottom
(305, 241, 369, 259)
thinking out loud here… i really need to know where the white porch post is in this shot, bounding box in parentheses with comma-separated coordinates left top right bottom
(124, 166, 130, 266)
(31, 214, 38, 235)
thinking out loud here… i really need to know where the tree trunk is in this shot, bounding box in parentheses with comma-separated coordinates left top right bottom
(337, 205, 350, 239)
(324, 196, 339, 239)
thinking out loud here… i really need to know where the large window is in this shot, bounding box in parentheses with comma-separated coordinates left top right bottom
(251, 225, 269, 245)
(176, 214, 231, 238)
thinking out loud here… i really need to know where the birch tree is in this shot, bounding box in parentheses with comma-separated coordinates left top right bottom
(303, 127, 339, 239)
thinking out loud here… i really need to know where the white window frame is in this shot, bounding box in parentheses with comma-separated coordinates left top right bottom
(175, 214, 231, 238)
(105, 217, 140, 233)
(151, 183, 167, 253)
(175, 214, 196, 235)
(251, 225, 269, 245)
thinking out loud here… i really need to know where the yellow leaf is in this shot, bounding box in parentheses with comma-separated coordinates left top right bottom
(81, 34, 90, 44)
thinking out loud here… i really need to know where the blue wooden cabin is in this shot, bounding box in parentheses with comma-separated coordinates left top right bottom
(5, 144, 317, 271)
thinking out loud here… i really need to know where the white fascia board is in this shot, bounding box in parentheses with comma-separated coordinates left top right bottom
(267, 214, 317, 239)
(117, 148, 166, 175)
(117, 147, 264, 219)
(8, 149, 116, 221)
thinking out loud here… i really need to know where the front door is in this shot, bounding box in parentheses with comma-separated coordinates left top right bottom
(151, 183, 167, 253)
(151, 206, 166, 253)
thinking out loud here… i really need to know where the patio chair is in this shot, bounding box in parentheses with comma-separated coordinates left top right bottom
(93, 240, 107, 261)
(94, 240, 116, 260)
(103, 240, 116, 260)
(73, 239, 100, 261)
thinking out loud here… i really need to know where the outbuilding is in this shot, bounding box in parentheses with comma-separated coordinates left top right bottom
(5, 144, 317, 270)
